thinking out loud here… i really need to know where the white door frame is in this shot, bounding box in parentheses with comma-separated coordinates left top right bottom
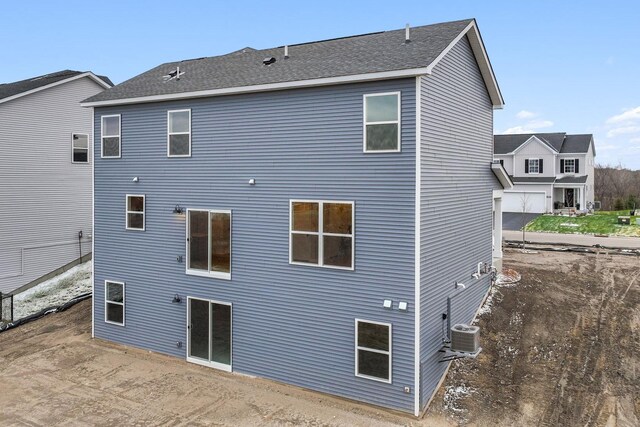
(186, 296, 232, 372)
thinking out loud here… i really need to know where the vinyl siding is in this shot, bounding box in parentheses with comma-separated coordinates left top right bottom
(93, 79, 416, 412)
(0, 77, 103, 293)
(418, 35, 495, 409)
(513, 139, 556, 177)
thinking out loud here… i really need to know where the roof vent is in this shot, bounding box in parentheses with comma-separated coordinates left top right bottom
(263, 57, 276, 66)
(405, 23, 411, 43)
(163, 66, 185, 82)
(284, 45, 289, 59)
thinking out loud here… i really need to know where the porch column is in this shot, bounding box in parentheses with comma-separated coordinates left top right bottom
(494, 196, 503, 259)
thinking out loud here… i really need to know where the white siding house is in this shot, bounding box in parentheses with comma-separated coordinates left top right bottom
(0, 70, 111, 293)
(494, 133, 596, 213)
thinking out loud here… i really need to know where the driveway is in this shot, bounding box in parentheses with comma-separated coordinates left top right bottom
(502, 212, 541, 230)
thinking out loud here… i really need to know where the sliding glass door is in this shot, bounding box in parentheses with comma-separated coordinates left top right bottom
(187, 297, 232, 371)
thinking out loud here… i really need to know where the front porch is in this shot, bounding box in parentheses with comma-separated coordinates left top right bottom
(553, 185, 586, 211)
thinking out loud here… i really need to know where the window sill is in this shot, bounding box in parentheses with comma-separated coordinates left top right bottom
(186, 269, 231, 280)
(167, 154, 192, 158)
(289, 260, 354, 271)
(355, 373, 392, 384)
(363, 148, 401, 154)
(125, 227, 145, 232)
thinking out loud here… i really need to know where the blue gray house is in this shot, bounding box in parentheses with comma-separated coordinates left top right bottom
(83, 19, 509, 415)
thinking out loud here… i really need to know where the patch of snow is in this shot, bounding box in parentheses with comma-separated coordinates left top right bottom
(13, 261, 92, 321)
(443, 383, 475, 413)
(473, 268, 522, 321)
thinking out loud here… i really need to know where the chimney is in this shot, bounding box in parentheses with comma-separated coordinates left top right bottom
(405, 24, 410, 43)
(284, 45, 289, 59)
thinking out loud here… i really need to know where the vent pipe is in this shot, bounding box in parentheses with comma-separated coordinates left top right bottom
(405, 23, 410, 43)
(284, 45, 289, 59)
(176, 66, 181, 80)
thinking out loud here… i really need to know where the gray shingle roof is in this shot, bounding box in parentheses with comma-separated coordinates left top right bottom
(0, 70, 113, 102)
(494, 133, 594, 155)
(509, 176, 557, 184)
(84, 19, 478, 104)
(555, 175, 588, 184)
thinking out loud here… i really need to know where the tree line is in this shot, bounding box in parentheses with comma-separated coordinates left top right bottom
(594, 164, 640, 211)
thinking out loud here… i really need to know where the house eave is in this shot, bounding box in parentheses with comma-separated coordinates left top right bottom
(0, 72, 112, 106)
(81, 68, 430, 107)
(491, 162, 513, 189)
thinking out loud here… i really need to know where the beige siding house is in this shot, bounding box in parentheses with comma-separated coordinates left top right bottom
(0, 70, 111, 293)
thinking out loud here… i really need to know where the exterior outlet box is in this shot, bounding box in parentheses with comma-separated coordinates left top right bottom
(383, 299, 392, 309)
(450, 324, 480, 353)
(404, 386, 411, 393)
(398, 301, 408, 311)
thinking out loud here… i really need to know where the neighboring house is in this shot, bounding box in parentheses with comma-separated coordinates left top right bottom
(82, 19, 510, 415)
(494, 133, 596, 213)
(0, 70, 112, 294)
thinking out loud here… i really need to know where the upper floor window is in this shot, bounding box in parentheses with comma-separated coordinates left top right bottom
(168, 109, 191, 157)
(101, 115, 121, 158)
(363, 92, 400, 152)
(290, 200, 353, 270)
(564, 159, 576, 173)
(72, 133, 89, 163)
(527, 158, 540, 174)
(355, 319, 391, 383)
(187, 209, 231, 279)
(126, 195, 145, 231)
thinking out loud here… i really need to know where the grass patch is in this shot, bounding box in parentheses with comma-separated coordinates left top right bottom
(525, 211, 640, 237)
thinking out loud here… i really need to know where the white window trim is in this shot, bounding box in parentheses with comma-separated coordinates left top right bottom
(528, 158, 540, 174)
(354, 319, 392, 383)
(167, 109, 192, 158)
(185, 208, 232, 280)
(564, 158, 576, 174)
(289, 200, 355, 271)
(104, 280, 125, 326)
(363, 92, 401, 153)
(125, 194, 146, 231)
(186, 296, 232, 372)
(71, 133, 90, 164)
(101, 114, 121, 159)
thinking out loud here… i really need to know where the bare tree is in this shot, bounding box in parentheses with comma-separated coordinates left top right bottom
(595, 163, 640, 210)
(520, 193, 531, 249)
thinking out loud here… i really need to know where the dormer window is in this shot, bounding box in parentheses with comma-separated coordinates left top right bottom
(363, 92, 400, 152)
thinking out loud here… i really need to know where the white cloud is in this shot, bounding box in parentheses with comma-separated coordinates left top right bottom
(516, 110, 537, 119)
(503, 126, 534, 134)
(527, 120, 553, 129)
(503, 119, 554, 135)
(630, 137, 640, 144)
(597, 144, 617, 151)
(606, 126, 640, 138)
(605, 56, 615, 65)
(606, 106, 640, 124)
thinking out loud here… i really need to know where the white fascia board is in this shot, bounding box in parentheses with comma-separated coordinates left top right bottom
(0, 72, 112, 106)
(491, 162, 514, 189)
(414, 76, 421, 417)
(512, 135, 558, 155)
(425, 20, 504, 108)
(81, 68, 429, 107)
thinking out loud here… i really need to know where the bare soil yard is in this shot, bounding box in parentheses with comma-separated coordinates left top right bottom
(0, 249, 638, 426)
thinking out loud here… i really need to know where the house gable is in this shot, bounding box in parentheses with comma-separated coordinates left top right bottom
(512, 135, 558, 155)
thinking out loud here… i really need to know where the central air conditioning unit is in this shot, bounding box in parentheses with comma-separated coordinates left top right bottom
(450, 324, 480, 353)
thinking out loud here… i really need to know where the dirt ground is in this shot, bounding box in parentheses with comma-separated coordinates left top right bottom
(428, 248, 640, 427)
(0, 249, 638, 426)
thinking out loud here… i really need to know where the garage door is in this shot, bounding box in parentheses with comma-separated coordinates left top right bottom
(503, 191, 546, 213)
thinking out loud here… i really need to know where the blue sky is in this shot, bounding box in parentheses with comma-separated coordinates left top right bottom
(2, 1, 638, 168)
